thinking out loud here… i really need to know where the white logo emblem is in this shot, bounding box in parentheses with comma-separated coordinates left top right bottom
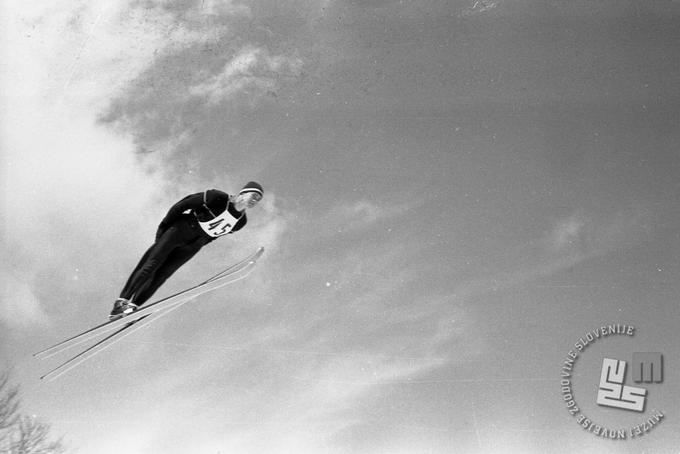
(596, 358, 646, 412)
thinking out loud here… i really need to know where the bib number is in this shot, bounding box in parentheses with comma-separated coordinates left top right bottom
(197, 209, 241, 237)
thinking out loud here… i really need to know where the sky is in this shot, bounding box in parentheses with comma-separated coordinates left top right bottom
(1, 0, 679, 453)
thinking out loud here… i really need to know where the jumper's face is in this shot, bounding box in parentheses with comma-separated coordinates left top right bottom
(234, 192, 262, 210)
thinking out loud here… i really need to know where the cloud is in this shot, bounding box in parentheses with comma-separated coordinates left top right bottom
(156, 0, 251, 20)
(337, 200, 391, 226)
(189, 46, 303, 105)
(545, 205, 651, 257)
(549, 214, 587, 251)
(460, 0, 498, 18)
(0, 273, 48, 328)
(93, 5, 306, 168)
(290, 199, 420, 244)
(452, 205, 653, 302)
(0, 2, 159, 326)
(133, 347, 448, 453)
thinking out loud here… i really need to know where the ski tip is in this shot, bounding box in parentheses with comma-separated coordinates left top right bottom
(246, 247, 265, 264)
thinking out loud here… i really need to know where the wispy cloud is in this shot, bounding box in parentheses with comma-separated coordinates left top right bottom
(452, 204, 653, 302)
(289, 199, 420, 245)
(0, 2, 171, 327)
(335, 199, 397, 228)
(0, 272, 48, 329)
(548, 214, 587, 251)
(189, 46, 303, 105)
(156, 0, 251, 21)
(544, 205, 651, 260)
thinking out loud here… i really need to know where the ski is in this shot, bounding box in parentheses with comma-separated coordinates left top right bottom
(40, 315, 151, 381)
(41, 280, 232, 382)
(34, 247, 264, 360)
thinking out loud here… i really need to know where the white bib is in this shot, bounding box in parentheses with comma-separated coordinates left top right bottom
(197, 208, 242, 237)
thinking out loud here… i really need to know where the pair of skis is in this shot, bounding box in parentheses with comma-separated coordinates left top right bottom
(34, 247, 264, 381)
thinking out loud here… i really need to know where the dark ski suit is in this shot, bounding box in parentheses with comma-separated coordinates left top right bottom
(119, 189, 247, 307)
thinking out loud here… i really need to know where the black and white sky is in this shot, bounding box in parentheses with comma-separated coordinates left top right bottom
(1, 1, 679, 453)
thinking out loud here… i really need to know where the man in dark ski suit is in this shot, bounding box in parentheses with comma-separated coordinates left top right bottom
(109, 181, 263, 319)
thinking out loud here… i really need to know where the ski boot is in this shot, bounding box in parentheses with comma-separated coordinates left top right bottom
(109, 298, 138, 320)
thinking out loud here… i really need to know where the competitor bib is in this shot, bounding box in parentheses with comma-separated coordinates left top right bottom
(197, 208, 242, 237)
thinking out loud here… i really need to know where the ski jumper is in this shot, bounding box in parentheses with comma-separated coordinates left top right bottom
(119, 189, 247, 307)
